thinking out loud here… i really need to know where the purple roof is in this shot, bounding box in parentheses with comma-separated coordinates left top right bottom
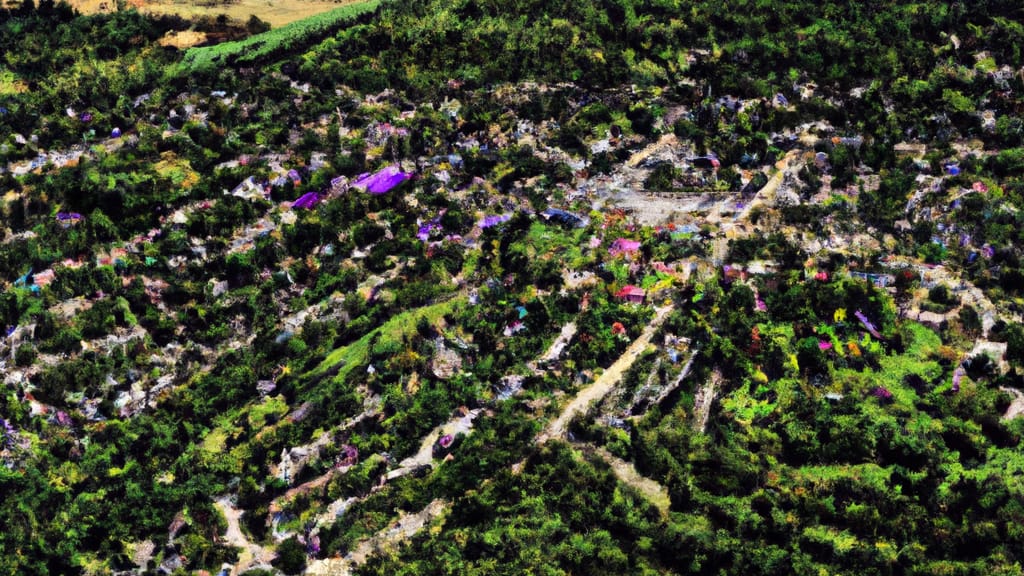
(338, 444, 359, 467)
(610, 238, 642, 255)
(351, 165, 412, 194)
(1, 418, 15, 446)
(56, 410, 73, 427)
(438, 434, 454, 448)
(56, 212, 83, 221)
(478, 214, 511, 228)
(952, 365, 964, 392)
(291, 192, 320, 209)
(872, 386, 893, 400)
(370, 172, 410, 194)
(418, 222, 442, 242)
(854, 309, 883, 339)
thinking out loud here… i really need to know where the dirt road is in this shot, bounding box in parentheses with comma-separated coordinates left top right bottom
(583, 444, 670, 516)
(1001, 387, 1024, 420)
(305, 499, 449, 576)
(540, 304, 673, 442)
(214, 496, 275, 575)
(692, 369, 720, 433)
(737, 150, 802, 223)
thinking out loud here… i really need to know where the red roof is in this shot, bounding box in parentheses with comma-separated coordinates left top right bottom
(615, 285, 646, 299)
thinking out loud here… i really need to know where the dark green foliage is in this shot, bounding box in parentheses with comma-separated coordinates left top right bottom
(644, 163, 678, 191)
(859, 169, 914, 231)
(272, 536, 308, 575)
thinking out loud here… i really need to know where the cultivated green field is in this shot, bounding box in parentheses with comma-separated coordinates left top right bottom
(176, 0, 379, 74)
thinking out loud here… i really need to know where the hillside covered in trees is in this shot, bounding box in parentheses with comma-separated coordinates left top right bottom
(3, 0, 1024, 575)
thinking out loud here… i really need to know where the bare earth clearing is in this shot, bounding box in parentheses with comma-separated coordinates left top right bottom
(60, 0, 363, 29)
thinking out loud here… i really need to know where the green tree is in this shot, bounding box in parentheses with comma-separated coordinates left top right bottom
(246, 15, 271, 35)
(1005, 324, 1024, 367)
(858, 169, 913, 231)
(272, 536, 307, 575)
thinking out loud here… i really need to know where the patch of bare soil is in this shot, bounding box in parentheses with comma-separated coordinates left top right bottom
(64, 0, 368, 29)
(158, 29, 209, 49)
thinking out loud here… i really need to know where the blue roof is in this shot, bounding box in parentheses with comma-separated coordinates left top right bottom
(542, 208, 588, 228)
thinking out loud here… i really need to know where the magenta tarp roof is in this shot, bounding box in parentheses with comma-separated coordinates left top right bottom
(351, 165, 412, 194)
(610, 238, 641, 255)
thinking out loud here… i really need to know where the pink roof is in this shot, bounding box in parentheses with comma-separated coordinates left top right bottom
(609, 238, 641, 256)
(32, 269, 56, 286)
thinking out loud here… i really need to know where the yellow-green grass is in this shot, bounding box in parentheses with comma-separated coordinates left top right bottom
(309, 296, 466, 386)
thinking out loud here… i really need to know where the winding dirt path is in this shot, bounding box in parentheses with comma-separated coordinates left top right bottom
(387, 409, 481, 481)
(1001, 387, 1024, 420)
(737, 150, 802, 223)
(305, 499, 449, 576)
(642, 348, 697, 414)
(214, 496, 275, 575)
(581, 444, 670, 516)
(692, 369, 721, 433)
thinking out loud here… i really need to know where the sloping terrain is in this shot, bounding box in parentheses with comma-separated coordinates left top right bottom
(2, 1, 1024, 575)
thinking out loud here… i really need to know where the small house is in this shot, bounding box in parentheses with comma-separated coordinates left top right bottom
(56, 212, 83, 227)
(350, 165, 412, 195)
(227, 176, 267, 201)
(32, 269, 56, 287)
(894, 142, 927, 160)
(615, 285, 646, 304)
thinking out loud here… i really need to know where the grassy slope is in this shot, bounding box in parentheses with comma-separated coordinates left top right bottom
(310, 295, 466, 386)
